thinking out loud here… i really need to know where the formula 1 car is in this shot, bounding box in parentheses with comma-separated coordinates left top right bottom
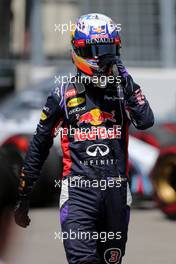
(130, 124, 176, 219)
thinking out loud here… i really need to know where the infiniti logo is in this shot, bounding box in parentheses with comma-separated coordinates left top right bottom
(86, 144, 110, 157)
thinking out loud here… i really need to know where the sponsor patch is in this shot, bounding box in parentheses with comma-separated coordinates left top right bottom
(86, 144, 110, 157)
(67, 97, 85, 108)
(40, 111, 48, 121)
(74, 125, 121, 141)
(65, 88, 77, 99)
(91, 25, 106, 34)
(77, 108, 116, 126)
(91, 34, 108, 39)
(69, 106, 86, 115)
(104, 95, 119, 101)
(86, 38, 114, 45)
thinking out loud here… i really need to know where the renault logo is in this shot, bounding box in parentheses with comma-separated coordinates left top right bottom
(86, 144, 110, 157)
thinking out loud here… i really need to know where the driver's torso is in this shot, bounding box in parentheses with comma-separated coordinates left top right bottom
(60, 83, 130, 178)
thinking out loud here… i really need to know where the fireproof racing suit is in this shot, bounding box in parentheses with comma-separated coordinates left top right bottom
(21, 77, 154, 264)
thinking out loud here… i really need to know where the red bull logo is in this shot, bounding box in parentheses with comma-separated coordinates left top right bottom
(92, 25, 106, 34)
(77, 108, 116, 126)
(74, 125, 121, 141)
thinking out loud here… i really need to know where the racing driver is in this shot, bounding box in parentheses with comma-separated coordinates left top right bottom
(15, 13, 154, 264)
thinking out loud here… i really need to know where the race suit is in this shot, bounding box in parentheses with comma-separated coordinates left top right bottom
(22, 79, 154, 264)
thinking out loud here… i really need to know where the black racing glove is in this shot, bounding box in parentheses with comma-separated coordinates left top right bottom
(97, 54, 140, 98)
(97, 54, 117, 75)
(115, 57, 140, 99)
(14, 198, 30, 228)
(14, 170, 36, 228)
(121, 74, 140, 99)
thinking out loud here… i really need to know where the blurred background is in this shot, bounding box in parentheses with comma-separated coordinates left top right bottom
(0, 0, 176, 264)
(1, 0, 176, 117)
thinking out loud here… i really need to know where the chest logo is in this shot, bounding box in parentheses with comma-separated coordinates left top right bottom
(104, 95, 119, 101)
(86, 144, 110, 157)
(67, 97, 85, 108)
(77, 108, 116, 126)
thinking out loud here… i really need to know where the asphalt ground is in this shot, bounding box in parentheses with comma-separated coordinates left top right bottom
(4, 207, 176, 264)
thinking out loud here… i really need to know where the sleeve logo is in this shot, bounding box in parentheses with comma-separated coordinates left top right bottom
(40, 111, 48, 121)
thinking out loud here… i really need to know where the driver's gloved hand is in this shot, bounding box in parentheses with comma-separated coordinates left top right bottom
(115, 57, 141, 99)
(14, 170, 35, 228)
(14, 197, 30, 228)
(97, 54, 141, 99)
(97, 54, 117, 75)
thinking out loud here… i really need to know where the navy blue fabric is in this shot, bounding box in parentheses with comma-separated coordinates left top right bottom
(23, 81, 154, 179)
(22, 79, 154, 264)
(60, 177, 130, 264)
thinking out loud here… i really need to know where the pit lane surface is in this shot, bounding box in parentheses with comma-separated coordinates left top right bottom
(5, 208, 176, 264)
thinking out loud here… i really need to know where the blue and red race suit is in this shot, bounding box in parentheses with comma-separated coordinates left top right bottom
(22, 78, 154, 264)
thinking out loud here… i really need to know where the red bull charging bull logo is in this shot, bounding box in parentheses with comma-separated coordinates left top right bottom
(92, 25, 106, 34)
(77, 108, 116, 126)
